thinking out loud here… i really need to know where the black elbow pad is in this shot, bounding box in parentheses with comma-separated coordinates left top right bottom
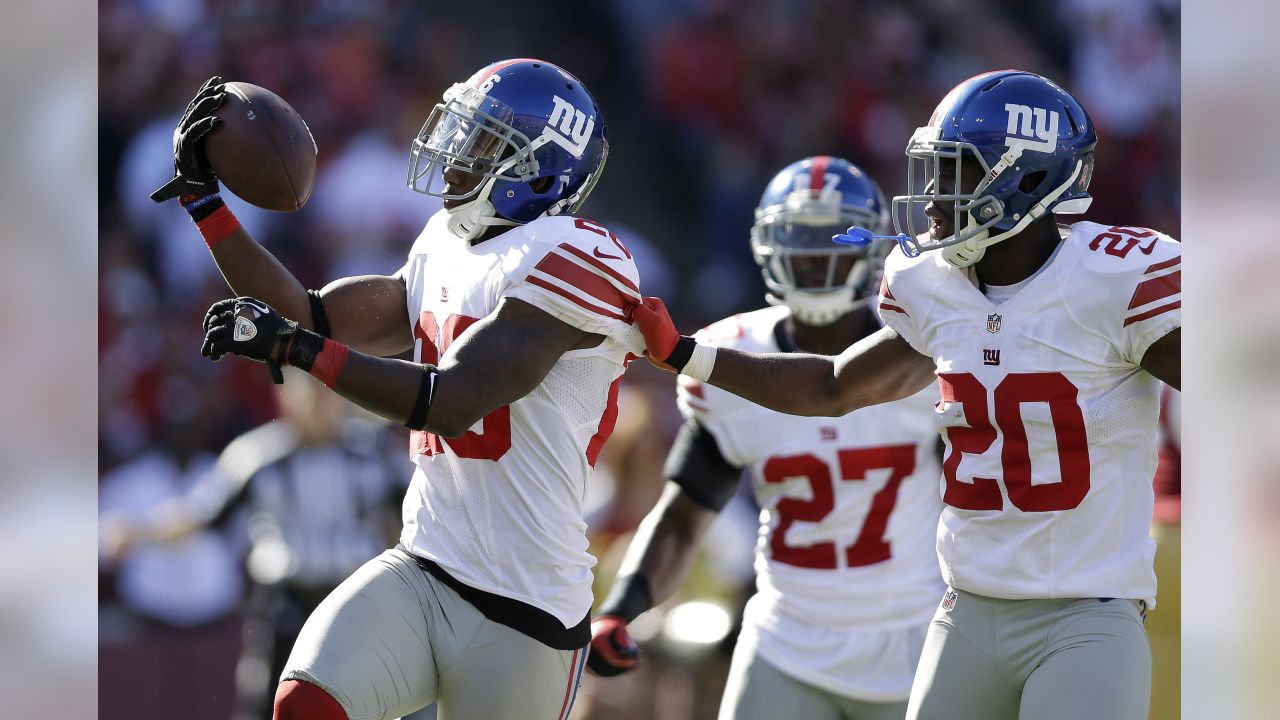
(663, 420, 742, 512)
(405, 365, 439, 431)
(307, 289, 333, 339)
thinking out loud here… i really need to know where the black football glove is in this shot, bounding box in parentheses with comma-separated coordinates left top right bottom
(150, 76, 227, 203)
(586, 615, 641, 677)
(201, 297, 299, 384)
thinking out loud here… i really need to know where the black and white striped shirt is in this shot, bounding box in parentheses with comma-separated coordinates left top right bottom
(190, 419, 407, 588)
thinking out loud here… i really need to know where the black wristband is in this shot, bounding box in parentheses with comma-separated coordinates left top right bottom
(598, 573, 653, 623)
(181, 192, 226, 222)
(306, 290, 333, 339)
(406, 365, 438, 431)
(284, 328, 325, 371)
(665, 336, 697, 372)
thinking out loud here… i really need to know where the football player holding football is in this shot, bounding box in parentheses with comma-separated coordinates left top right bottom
(152, 60, 641, 720)
(588, 157, 944, 720)
(634, 71, 1179, 720)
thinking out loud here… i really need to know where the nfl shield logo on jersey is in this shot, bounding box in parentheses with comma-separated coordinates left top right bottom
(986, 313, 1002, 334)
(941, 589, 958, 613)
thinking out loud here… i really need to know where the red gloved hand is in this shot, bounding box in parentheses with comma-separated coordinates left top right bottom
(631, 296, 679, 370)
(586, 615, 641, 677)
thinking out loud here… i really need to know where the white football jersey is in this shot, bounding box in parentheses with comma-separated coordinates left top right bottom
(678, 306, 944, 699)
(879, 221, 1181, 606)
(398, 211, 644, 627)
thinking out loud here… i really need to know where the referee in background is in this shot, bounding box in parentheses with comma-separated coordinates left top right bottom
(102, 368, 408, 720)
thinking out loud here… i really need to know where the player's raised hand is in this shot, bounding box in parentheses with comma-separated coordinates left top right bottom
(632, 296, 680, 371)
(201, 296, 299, 384)
(586, 615, 641, 677)
(151, 75, 226, 203)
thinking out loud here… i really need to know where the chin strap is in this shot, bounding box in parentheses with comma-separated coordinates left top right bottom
(767, 285, 871, 326)
(942, 159, 1085, 268)
(446, 176, 520, 240)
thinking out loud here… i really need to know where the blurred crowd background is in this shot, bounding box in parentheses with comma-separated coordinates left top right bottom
(96, 0, 1180, 718)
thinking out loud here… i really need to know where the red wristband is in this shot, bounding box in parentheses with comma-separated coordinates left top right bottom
(308, 339, 349, 388)
(197, 205, 242, 249)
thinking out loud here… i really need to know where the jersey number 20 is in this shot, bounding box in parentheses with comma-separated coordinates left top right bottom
(938, 371, 1089, 512)
(411, 311, 512, 461)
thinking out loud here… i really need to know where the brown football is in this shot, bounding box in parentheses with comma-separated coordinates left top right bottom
(204, 82, 317, 212)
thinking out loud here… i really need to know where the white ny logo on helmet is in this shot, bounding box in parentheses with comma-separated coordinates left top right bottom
(541, 95, 594, 158)
(1004, 103, 1059, 153)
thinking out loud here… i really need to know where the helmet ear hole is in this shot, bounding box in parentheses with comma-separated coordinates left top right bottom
(530, 176, 555, 193)
(1019, 170, 1048, 194)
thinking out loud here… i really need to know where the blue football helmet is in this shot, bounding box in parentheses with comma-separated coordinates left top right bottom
(750, 156, 890, 325)
(893, 70, 1096, 267)
(408, 59, 609, 240)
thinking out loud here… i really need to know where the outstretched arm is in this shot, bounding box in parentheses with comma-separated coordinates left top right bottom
(634, 297, 936, 417)
(202, 296, 599, 437)
(153, 76, 411, 356)
(706, 325, 937, 416)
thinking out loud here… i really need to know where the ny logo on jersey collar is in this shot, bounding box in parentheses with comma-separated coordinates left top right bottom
(987, 313, 1002, 333)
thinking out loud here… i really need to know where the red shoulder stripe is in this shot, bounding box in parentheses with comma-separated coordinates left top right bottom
(1145, 256, 1181, 274)
(526, 276, 630, 322)
(879, 302, 910, 316)
(1127, 270, 1180, 310)
(534, 252, 632, 311)
(559, 243, 640, 295)
(879, 275, 897, 300)
(1123, 300, 1180, 327)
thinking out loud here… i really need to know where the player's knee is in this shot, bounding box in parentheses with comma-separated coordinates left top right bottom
(273, 679, 348, 720)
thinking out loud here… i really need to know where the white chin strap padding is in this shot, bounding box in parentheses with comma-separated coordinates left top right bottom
(769, 285, 865, 326)
(445, 178, 518, 241)
(942, 230, 990, 268)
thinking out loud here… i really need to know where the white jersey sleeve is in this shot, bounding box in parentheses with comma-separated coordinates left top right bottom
(502, 216, 644, 349)
(877, 246, 936, 356)
(1060, 222, 1181, 366)
(1120, 232, 1180, 365)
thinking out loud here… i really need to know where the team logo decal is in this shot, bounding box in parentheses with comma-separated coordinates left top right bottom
(541, 95, 594, 158)
(941, 589, 958, 613)
(234, 316, 257, 341)
(1004, 103, 1059, 153)
(790, 172, 839, 196)
(983, 349, 1001, 366)
(986, 313, 1002, 333)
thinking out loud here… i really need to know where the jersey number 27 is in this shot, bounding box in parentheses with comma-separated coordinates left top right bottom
(763, 445, 916, 570)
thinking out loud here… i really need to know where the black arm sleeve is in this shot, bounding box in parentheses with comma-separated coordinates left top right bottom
(663, 419, 742, 512)
(307, 289, 333, 339)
